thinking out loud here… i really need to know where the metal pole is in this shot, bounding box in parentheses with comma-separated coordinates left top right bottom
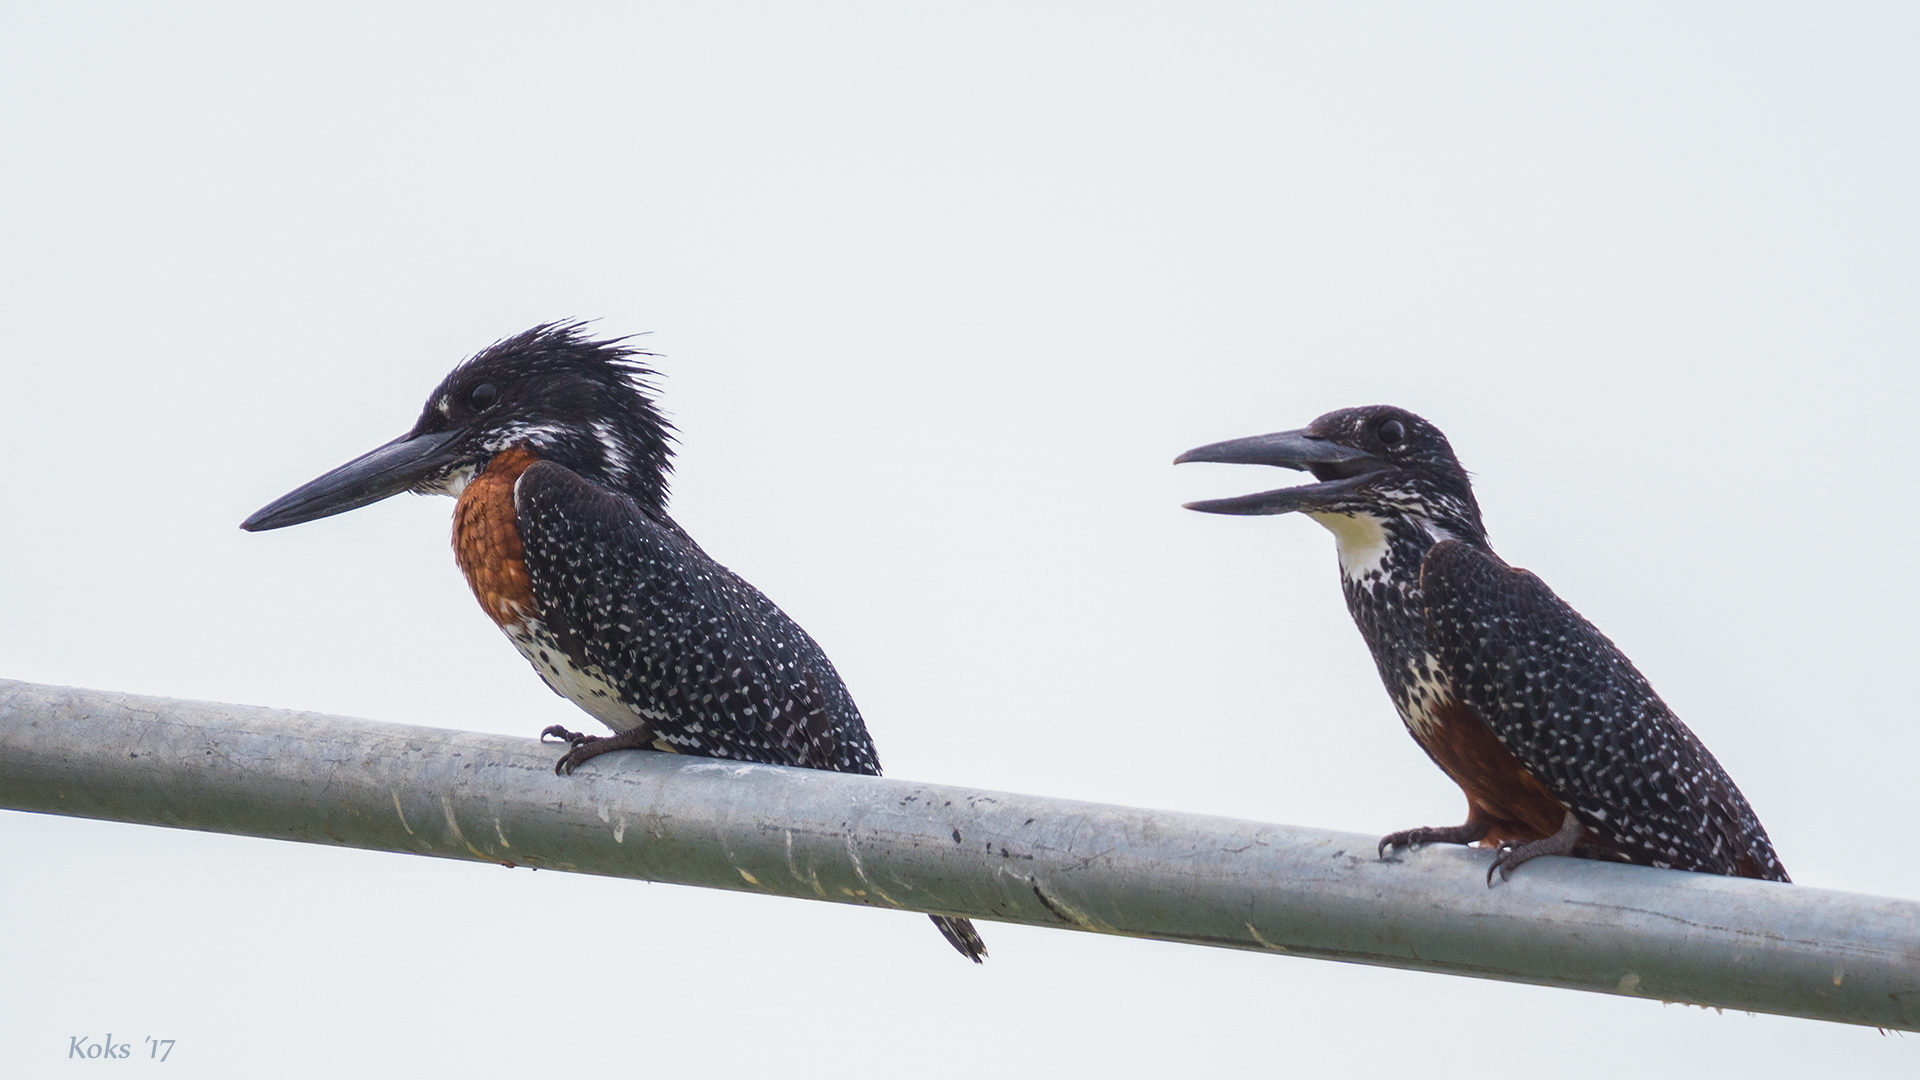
(0, 678, 1912, 1029)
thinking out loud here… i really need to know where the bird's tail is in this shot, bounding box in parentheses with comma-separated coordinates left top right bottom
(930, 915, 987, 963)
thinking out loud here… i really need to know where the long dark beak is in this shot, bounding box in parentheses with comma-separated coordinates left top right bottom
(1174, 428, 1389, 516)
(1175, 429, 1377, 471)
(241, 430, 462, 532)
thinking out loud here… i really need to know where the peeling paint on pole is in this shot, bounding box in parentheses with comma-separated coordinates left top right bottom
(0, 679, 1915, 1030)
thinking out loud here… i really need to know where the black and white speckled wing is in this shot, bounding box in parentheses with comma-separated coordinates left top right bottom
(1418, 540, 1788, 882)
(514, 460, 882, 775)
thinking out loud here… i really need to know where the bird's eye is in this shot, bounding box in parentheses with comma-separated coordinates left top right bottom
(469, 382, 498, 410)
(1378, 418, 1406, 445)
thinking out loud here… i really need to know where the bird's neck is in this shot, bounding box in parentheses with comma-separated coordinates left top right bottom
(1309, 509, 1464, 735)
(1307, 510, 1449, 589)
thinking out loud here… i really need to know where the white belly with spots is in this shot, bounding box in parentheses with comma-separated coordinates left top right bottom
(502, 619, 660, 735)
(1395, 651, 1455, 739)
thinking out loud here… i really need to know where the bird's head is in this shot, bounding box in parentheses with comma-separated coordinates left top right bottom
(1175, 405, 1487, 548)
(242, 322, 674, 532)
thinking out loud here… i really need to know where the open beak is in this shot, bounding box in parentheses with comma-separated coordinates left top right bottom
(1174, 428, 1390, 516)
(241, 429, 462, 532)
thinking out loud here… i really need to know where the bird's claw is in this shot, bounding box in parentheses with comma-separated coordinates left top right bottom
(1378, 828, 1443, 857)
(1486, 842, 1519, 886)
(538, 725, 603, 775)
(1377, 822, 1490, 860)
(543, 725, 658, 776)
(553, 743, 594, 776)
(1485, 812, 1584, 886)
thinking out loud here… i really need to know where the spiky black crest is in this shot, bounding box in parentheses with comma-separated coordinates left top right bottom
(410, 321, 677, 512)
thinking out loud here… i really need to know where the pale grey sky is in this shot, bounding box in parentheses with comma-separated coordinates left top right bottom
(2, 4, 1916, 1076)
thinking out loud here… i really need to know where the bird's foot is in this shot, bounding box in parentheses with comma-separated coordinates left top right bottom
(540, 725, 656, 776)
(1486, 811, 1584, 885)
(1378, 821, 1489, 858)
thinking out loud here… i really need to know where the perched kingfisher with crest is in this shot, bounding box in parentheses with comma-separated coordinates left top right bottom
(1176, 406, 1788, 884)
(242, 322, 988, 961)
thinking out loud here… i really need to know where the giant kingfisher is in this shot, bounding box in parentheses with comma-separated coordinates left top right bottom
(1177, 406, 1787, 883)
(243, 323, 988, 960)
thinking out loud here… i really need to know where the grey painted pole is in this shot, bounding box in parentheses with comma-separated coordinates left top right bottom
(0, 678, 1913, 1030)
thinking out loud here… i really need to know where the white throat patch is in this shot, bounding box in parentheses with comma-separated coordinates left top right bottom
(1306, 511, 1391, 580)
(415, 463, 478, 499)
